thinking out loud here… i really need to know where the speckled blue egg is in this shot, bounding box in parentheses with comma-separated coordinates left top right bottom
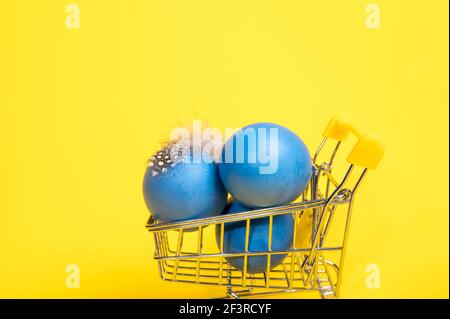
(218, 122, 312, 208)
(143, 143, 227, 224)
(215, 200, 294, 274)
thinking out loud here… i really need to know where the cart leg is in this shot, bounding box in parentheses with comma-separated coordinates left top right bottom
(226, 287, 240, 299)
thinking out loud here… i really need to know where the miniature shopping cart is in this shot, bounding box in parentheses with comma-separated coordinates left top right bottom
(146, 115, 385, 299)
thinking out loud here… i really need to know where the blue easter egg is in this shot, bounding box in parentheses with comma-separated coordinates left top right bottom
(218, 122, 312, 208)
(215, 200, 294, 274)
(143, 143, 227, 224)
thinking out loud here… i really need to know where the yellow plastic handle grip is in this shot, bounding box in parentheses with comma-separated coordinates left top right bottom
(323, 114, 385, 169)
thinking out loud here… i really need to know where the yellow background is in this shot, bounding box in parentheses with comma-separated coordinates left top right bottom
(0, 0, 448, 298)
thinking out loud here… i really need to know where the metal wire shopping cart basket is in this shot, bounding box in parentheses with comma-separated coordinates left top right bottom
(146, 115, 385, 298)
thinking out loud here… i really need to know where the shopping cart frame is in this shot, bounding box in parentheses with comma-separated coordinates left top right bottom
(146, 115, 384, 299)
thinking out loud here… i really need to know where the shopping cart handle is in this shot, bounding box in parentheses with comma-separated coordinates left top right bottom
(323, 114, 385, 169)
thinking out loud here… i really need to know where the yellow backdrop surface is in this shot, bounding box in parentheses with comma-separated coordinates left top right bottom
(0, 0, 448, 298)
